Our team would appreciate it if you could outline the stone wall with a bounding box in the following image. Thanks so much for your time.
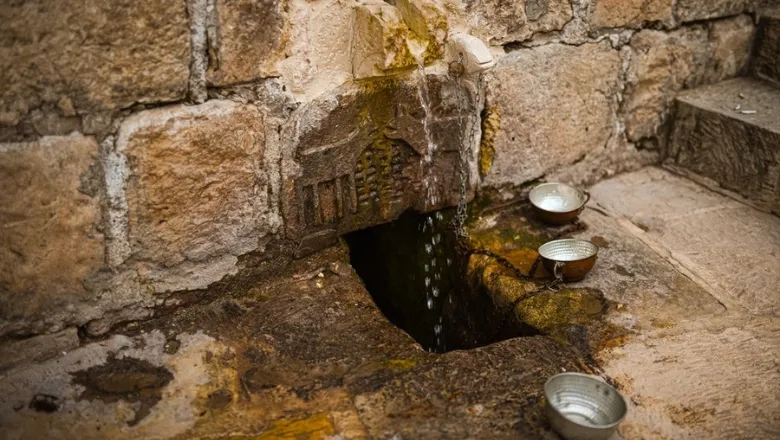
[0,0,758,338]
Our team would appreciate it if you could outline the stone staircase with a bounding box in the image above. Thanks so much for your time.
[666,6,780,215]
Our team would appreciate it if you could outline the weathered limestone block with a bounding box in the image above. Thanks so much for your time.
[624,27,710,141]
[624,17,755,142]
[674,0,751,23]
[0,135,104,335]
[754,8,780,84]
[207,0,288,86]
[114,101,277,292]
[591,0,673,29]
[352,1,446,79]
[0,0,190,125]
[667,78,780,214]
[483,41,621,188]
[282,75,482,256]
[462,0,573,45]
[707,14,756,82]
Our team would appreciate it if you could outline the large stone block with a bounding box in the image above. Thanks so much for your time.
[0,135,104,334]
[624,17,754,142]
[115,101,276,292]
[462,0,572,45]
[482,41,621,188]
[0,0,190,125]
[674,0,751,23]
[623,27,710,141]
[668,78,780,214]
[207,0,288,86]
[591,0,673,29]
[753,8,780,84]
[707,15,756,82]
[282,75,482,256]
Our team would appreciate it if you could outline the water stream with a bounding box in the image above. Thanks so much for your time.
[409,44,470,352]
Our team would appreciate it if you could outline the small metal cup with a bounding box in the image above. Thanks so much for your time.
[538,239,598,282]
[529,182,590,225]
[545,372,628,440]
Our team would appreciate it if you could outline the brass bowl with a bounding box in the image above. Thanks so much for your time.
[538,239,598,282]
[529,182,590,225]
[545,372,628,440]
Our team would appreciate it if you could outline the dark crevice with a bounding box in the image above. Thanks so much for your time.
[344,208,539,353]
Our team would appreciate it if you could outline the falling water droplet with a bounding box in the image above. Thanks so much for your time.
[424,263,429,272]
[432,287,439,297]
[425,277,431,287]
[427,298,434,309]
[425,244,432,254]
[446,258,452,266]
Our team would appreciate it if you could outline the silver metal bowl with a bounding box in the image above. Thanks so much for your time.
[529,183,590,225]
[537,239,599,281]
[544,372,627,440]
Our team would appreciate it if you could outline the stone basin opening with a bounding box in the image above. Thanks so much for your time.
[345,208,542,353]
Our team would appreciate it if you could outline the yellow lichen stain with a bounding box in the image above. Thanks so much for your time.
[382,359,417,370]
[600,336,630,350]
[237,413,336,440]
[479,107,500,178]
[650,318,674,329]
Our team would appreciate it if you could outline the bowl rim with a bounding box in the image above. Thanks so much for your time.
[544,372,628,430]
[538,239,599,262]
[529,182,588,213]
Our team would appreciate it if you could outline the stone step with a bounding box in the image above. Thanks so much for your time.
[666,77,780,214]
[753,6,780,84]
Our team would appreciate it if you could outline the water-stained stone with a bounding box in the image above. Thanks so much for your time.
[282,74,482,254]
[72,356,173,426]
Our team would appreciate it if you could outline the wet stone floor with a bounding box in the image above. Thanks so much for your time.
[1,167,779,439]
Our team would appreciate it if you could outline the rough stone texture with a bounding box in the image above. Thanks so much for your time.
[624,27,710,142]
[282,74,482,254]
[603,319,780,440]
[667,78,780,214]
[275,0,356,96]
[582,167,780,439]
[206,0,288,86]
[3,170,779,438]
[0,135,104,336]
[590,167,780,316]
[0,246,587,439]
[753,7,780,84]
[707,14,756,82]
[115,101,277,293]
[674,0,752,23]
[591,0,673,29]
[623,16,754,143]
[0,0,190,125]
[462,0,573,45]
[483,41,621,188]
[0,328,79,372]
